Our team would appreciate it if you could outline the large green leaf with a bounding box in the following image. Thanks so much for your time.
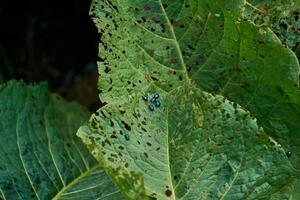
[92,0,300,197]
[79,82,294,199]
[0,81,123,200]
[78,0,296,199]
[191,3,300,199]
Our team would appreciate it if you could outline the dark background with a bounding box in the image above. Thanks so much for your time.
[0,0,100,110]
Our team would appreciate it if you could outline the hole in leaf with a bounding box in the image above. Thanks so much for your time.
[165,189,172,197]
[121,120,131,131]
[146,142,152,146]
[144,152,149,158]
[279,22,288,30]
[111,134,117,139]
[151,76,159,81]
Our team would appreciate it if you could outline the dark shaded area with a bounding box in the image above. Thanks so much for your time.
[0,0,100,110]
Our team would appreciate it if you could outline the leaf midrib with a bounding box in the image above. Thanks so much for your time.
[16,92,41,200]
[52,164,101,200]
[159,0,190,83]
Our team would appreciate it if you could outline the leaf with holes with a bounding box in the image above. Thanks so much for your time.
[79,82,294,199]
[78,0,296,199]
[0,81,123,200]
[243,0,300,50]
[92,0,300,199]
[190,2,300,199]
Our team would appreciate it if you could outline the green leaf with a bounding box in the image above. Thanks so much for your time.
[243,0,300,50]
[92,0,300,197]
[78,1,296,198]
[79,83,293,199]
[92,0,245,104]
[191,6,300,199]
[0,81,123,200]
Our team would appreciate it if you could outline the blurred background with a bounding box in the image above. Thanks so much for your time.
[0,0,100,110]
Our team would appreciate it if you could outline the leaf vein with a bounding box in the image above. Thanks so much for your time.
[159,0,189,81]
[43,108,66,187]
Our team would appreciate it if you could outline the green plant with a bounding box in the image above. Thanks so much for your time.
[0,0,299,199]
[244,0,300,50]
[0,81,122,199]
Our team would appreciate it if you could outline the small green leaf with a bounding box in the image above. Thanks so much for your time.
[0,81,123,200]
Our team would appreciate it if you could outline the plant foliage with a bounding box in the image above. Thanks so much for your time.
[0,81,122,200]
[78,0,300,199]
[244,0,300,50]
[0,0,299,199]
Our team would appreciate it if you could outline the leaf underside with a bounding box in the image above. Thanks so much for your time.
[0,81,123,200]
[78,0,299,199]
